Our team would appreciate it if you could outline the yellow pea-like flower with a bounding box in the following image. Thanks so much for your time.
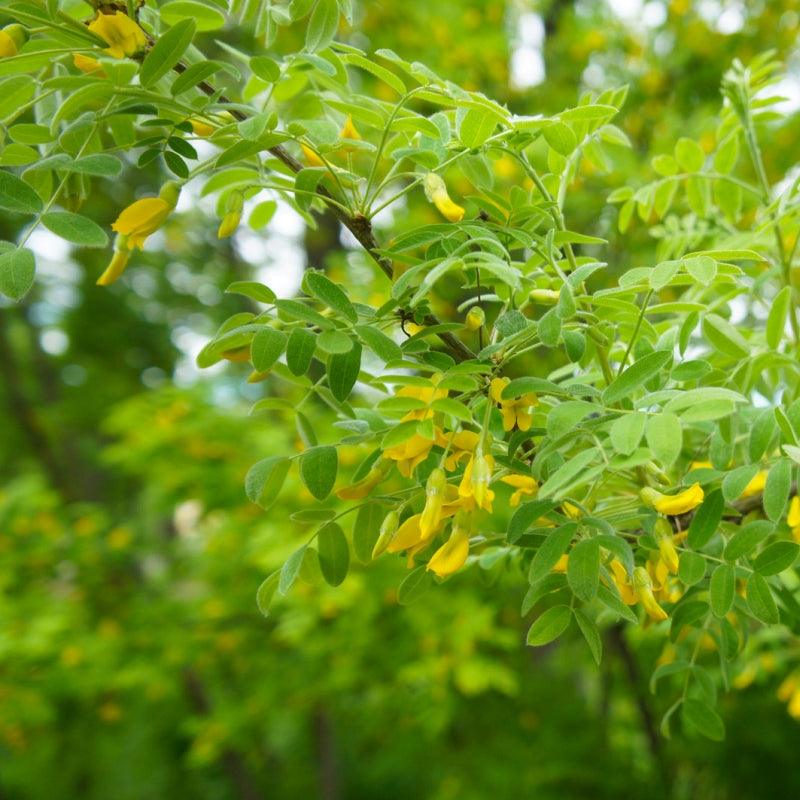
[458,448,494,512]
[386,513,424,554]
[465,306,485,331]
[383,433,438,478]
[96,241,130,286]
[500,474,538,507]
[654,519,680,575]
[787,496,800,543]
[301,143,325,167]
[218,192,244,239]
[111,197,172,249]
[633,566,668,621]
[427,511,471,578]
[551,554,569,574]
[336,463,387,500]
[73,53,105,76]
[339,115,361,141]
[419,468,447,538]
[88,11,146,59]
[423,173,464,223]
[640,483,704,515]
[740,469,767,499]
[190,118,216,137]
[490,376,538,432]
[609,559,637,604]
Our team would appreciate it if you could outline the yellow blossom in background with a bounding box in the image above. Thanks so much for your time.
[301,143,325,167]
[490,377,537,432]
[336,463,387,500]
[73,53,105,76]
[88,11,146,59]
[464,306,485,331]
[0,31,17,59]
[609,559,637,604]
[654,520,680,574]
[551,554,569,574]
[190,118,216,137]
[740,470,767,499]
[397,379,447,421]
[339,115,361,141]
[641,483,704,515]
[500,473,538,507]
[777,673,800,719]
[423,172,464,222]
[0,25,26,58]
[788,496,800,542]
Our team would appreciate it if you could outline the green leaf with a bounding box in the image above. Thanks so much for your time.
[250,327,287,372]
[721,464,759,502]
[0,169,42,214]
[286,328,317,375]
[538,448,598,499]
[41,211,107,247]
[140,19,196,88]
[752,542,799,576]
[645,412,682,466]
[528,523,576,584]
[161,0,226,30]
[683,255,716,285]
[609,412,647,455]
[746,573,779,624]
[352,502,384,564]
[678,551,706,586]
[674,137,705,172]
[567,538,600,602]
[763,458,791,521]
[327,341,362,402]
[245,456,291,510]
[250,55,281,82]
[256,571,280,617]
[723,520,773,561]
[317,330,353,354]
[766,286,791,350]
[682,698,725,741]
[709,564,735,618]
[398,565,433,605]
[317,522,349,586]
[0,246,35,301]
[573,608,602,665]
[299,445,338,500]
[459,108,497,148]
[526,605,572,646]
[749,409,777,462]
[702,313,749,359]
[713,133,739,174]
[543,121,577,155]
[279,545,308,595]
[603,350,672,405]
[69,154,123,177]
[649,259,680,290]
[305,270,357,322]
[355,325,402,362]
[306,0,339,52]
[225,281,277,304]
[508,499,557,543]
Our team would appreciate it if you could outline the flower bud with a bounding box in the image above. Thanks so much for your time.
[423,173,464,223]
[465,306,485,331]
[0,24,28,57]
[633,566,668,621]
[528,288,560,304]
[420,468,447,537]
[158,181,181,209]
[372,510,400,559]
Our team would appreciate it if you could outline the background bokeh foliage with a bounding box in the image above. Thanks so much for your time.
[3,1,800,798]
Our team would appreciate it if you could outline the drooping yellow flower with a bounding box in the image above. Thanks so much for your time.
[73,53,105,76]
[386,513,424,554]
[740,469,767,499]
[88,11,147,59]
[339,115,361,141]
[423,172,464,223]
[111,182,179,250]
[217,192,244,239]
[439,429,480,471]
[458,447,494,512]
[419,468,447,538]
[490,376,538,432]
[383,433,438,478]
[427,511,471,578]
[301,143,325,167]
[465,306,485,331]
[501,473,538,507]
[0,25,26,58]
[640,483,704,516]
[609,559,637,604]
[777,673,800,720]
[654,520,680,575]
[96,240,130,286]
[190,118,215,137]
[788,496,800,543]
[562,501,581,520]
[633,566,668,621]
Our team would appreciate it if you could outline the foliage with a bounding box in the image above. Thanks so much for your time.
[3,1,800,795]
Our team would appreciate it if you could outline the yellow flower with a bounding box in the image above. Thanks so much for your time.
[0,25,26,58]
[609,559,637,604]
[73,53,105,76]
[339,115,361,141]
[96,245,130,286]
[427,511,471,578]
[111,183,179,250]
[419,468,447,538]
[788,496,800,543]
[458,447,494,512]
[551,554,569,573]
[384,433,437,478]
[397,378,448,421]
[217,193,244,239]
[439,429,480,471]
[190,118,215,137]
[740,469,767,499]
[88,11,147,59]
[562,501,581,520]
[301,143,325,167]
[500,473,538,507]
[490,377,538,432]
[640,483,704,515]
[778,673,800,720]
[689,460,713,470]
[655,520,680,575]
[633,566,668,621]
[423,172,464,223]
[386,513,424,554]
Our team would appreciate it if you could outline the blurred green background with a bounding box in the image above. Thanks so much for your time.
[3,1,800,797]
